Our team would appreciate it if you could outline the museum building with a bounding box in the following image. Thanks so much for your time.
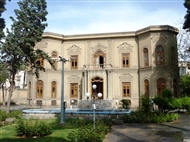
[27,25,180,108]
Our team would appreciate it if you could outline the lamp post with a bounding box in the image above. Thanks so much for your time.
[71,100,74,109]
[86,84,102,129]
[116,100,118,109]
[59,56,69,125]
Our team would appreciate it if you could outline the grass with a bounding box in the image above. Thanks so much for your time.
[0,118,78,142]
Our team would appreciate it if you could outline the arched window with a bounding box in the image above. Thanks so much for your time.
[156,45,164,65]
[144,79,149,97]
[143,48,149,67]
[51,81,57,98]
[37,58,44,67]
[157,78,166,95]
[51,51,57,69]
[93,49,106,69]
[36,80,43,98]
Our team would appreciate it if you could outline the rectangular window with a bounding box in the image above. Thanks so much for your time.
[71,55,78,69]
[122,82,131,97]
[122,54,130,68]
[70,83,78,98]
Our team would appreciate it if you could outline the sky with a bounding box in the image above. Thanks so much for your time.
[3,0,187,35]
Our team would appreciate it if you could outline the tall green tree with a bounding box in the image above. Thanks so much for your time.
[183,0,190,31]
[180,75,190,96]
[0,62,9,106]
[0,0,54,113]
[0,0,6,40]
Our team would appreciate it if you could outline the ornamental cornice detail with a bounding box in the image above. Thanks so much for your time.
[119,73,133,82]
[92,43,107,53]
[67,45,82,55]
[68,75,80,83]
[117,42,133,53]
[151,34,167,43]
[35,40,48,49]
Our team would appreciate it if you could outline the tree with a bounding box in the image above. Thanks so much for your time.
[183,0,190,31]
[0,62,9,106]
[0,0,6,41]
[0,0,54,113]
[180,75,190,96]
[178,29,190,61]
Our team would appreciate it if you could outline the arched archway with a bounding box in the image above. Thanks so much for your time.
[93,49,106,69]
[91,76,103,99]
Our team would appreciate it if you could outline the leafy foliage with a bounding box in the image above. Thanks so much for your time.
[123,111,179,123]
[16,118,52,137]
[67,119,111,142]
[0,62,9,84]
[0,110,22,121]
[0,0,7,41]
[0,0,55,113]
[183,0,190,31]
[180,75,190,97]
[119,99,131,109]
[138,96,152,113]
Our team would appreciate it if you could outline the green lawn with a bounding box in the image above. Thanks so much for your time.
[0,119,78,142]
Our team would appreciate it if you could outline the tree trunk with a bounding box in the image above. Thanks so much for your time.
[6,85,13,113]
[23,71,26,89]
[2,83,6,107]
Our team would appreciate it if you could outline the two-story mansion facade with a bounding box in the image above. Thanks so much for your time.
[27,25,179,108]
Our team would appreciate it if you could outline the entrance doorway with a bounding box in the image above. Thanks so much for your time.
[91,77,103,99]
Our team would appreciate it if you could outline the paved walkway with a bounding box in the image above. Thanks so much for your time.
[104,114,190,142]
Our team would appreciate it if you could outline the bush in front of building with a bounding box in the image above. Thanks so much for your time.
[0,110,22,127]
[16,118,52,137]
[123,111,179,123]
[67,119,111,142]
[119,99,131,109]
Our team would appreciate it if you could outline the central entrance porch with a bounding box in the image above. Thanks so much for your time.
[91,76,103,99]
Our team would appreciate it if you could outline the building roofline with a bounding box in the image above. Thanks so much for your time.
[42,25,179,40]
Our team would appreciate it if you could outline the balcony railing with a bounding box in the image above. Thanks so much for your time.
[83,64,112,70]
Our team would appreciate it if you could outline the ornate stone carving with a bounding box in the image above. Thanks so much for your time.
[68,75,80,83]
[118,42,133,53]
[87,41,91,64]
[119,73,133,82]
[92,43,107,53]
[107,40,112,64]
[151,34,167,43]
[35,40,48,49]
[67,45,82,55]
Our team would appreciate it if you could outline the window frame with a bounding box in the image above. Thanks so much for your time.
[122,82,131,97]
[156,45,165,65]
[70,55,78,70]
[157,78,166,95]
[51,81,57,98]
[144,79,149,97]
[70,83,78,98]
[122,53,130,68]
[143,48,149,67]
[51,51,58,69]
[36,80,43,98]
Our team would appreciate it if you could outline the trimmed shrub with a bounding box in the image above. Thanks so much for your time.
[0,110,7,121]
[138,96,151,113]
[67,119,111,142]
[119,99,131,109]
[16,118,52,137]
[123,111,179,123]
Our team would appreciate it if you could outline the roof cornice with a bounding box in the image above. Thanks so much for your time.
[42,25,179,41]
